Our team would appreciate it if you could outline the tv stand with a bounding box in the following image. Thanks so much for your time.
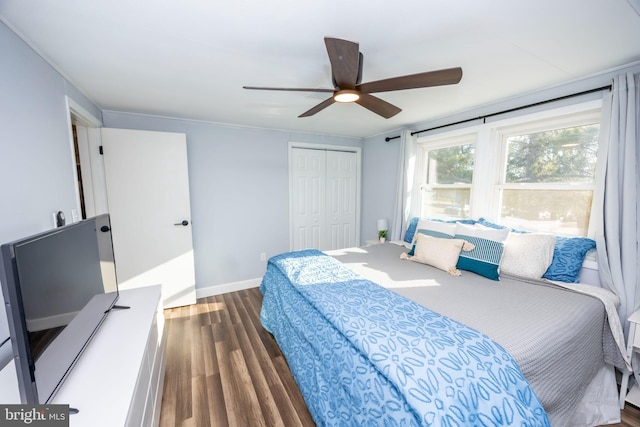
[53,285,166,427]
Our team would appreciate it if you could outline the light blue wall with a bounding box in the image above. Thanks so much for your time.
[0,21,102,373]
[361,132,402,243]
[101,111,362,289]
[0,22,101,243]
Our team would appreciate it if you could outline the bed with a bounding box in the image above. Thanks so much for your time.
[260,226,628,426]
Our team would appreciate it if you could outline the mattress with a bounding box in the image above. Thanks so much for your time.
[327,243,623,427]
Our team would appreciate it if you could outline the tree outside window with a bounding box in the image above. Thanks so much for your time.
[419,141,475,220]
[499,124,599,235]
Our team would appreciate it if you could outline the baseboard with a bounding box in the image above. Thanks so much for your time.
[196,278,261,299]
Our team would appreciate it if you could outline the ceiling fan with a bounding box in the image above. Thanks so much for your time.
[243,37,463,119]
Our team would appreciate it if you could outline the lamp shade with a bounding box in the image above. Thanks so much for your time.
[377,219,388,231]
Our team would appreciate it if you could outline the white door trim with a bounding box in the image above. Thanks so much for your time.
[66,96,102,127]
[288,142,361,250]
[65,96,103,222]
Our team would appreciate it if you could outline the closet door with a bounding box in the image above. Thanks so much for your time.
[326,150,357,250]
[291,148,325,250]
[290,147,358,251]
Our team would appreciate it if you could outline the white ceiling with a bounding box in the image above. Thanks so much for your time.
[2,0,640,138]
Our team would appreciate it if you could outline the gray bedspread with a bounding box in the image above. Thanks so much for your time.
[327,243,619,427]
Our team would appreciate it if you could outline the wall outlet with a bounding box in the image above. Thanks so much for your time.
[260,252,266,261]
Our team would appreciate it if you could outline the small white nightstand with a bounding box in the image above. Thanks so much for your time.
[619,309,640,408]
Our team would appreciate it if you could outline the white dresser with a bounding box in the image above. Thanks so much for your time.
[52,285,166,426]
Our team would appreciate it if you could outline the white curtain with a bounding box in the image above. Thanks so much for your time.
[595,72,640,337]
[390,130,418,241]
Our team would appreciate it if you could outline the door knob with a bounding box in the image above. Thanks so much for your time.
[174,220,189,226]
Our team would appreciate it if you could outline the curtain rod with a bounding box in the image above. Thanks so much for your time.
[410,84,612,137]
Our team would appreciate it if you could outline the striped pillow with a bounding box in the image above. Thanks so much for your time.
[454,223,510,280]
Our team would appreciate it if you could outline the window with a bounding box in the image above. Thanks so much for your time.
[497,113,600,236]
[416,134,476,220]
[413,101,602,237]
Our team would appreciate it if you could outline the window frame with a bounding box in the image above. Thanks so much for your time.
[415,132,478,220]
[414,99,604,238]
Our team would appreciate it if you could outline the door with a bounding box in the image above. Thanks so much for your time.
[291,148,325,250]
[326,150,357,249]
[101,128,196,308]
[290,147,358,251]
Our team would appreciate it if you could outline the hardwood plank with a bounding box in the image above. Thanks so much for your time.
[188,374,211,426]
[206,372,229,426]
[243,287,284,359]
[230,300,283,425]
[229,348,268,427]
[159,313,178,427]
[231,292,308,426]
[200,324,218,377]
[271,355,315,426]
[160,287,640,426]
[213,325,242,426]
[222,292,242,325]
[197,297,213,327]
[191,309,206,379]
[207,297,224,324]
[237,289,313,424]
[212,295,239,350]
[175,306,193,422]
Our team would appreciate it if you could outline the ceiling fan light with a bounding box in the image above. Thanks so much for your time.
[334,90,360,103]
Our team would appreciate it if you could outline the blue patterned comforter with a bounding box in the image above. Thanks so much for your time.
[260,249,550,426]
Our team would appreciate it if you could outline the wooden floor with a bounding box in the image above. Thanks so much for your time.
[159,287,640,427]
[159,287,314,426]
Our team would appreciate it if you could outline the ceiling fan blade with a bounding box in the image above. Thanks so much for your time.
[299,97,336,118]
[243,86,334,93]
[324,37,360,89]
[357,67,463,94]
[355,93,401,119]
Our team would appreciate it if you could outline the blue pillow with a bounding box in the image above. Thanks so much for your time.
[542,236,596,283]
[476,217,507,230]
[477,217,528,234]
[403,217,420,243]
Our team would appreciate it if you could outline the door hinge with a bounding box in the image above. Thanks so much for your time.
[99,145,103,155]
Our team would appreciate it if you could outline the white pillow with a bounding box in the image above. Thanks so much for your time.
[500,233,556,279]
[411,233,465,275]
[455,222,510,242]
[415,219,456,237]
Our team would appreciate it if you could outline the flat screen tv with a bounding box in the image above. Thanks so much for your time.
[0,213,119,404]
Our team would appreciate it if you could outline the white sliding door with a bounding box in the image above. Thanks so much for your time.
[290,146,359,251]
[291,148,325,250]
[326,150,357,249]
